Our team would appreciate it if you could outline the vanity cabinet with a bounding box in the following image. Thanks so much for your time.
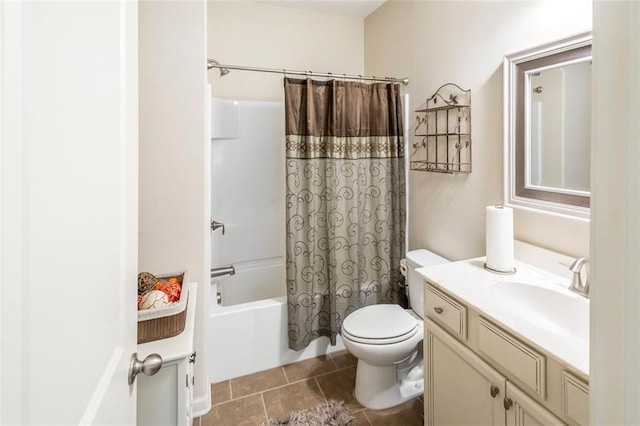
[425,319,504,426]
[426,317,565,426]
[424,280,588,426]
[137,282,198,426]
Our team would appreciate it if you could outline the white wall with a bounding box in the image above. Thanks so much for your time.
[139,0,211,415]
[210,99,286,305]
[591,2,640,424]
[365,0,592,260]
[208,1,364,101]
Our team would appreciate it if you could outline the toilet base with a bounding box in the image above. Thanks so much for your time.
[354,357,424,410]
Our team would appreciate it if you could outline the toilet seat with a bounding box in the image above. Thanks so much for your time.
[342,305,418,345]
[342,327,419,345]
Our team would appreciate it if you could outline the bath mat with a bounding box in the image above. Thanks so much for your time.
[262,399,355,426]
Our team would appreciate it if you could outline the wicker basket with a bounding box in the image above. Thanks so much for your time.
[138,270,189,344]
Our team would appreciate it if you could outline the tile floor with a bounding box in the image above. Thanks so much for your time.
[195,350,424,425]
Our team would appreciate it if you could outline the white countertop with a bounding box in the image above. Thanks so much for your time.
[418,258,589,377]
[138,282,197,363]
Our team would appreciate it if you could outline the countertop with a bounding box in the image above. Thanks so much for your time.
[417,258,589,377]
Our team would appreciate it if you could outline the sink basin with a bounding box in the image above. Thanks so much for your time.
[488,281,589,344]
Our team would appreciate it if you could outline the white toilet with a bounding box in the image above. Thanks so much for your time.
[341,249,449,410]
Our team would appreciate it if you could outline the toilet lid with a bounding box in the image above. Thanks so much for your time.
[342,305,418,341]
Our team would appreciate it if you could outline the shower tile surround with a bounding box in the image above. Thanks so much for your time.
[196,350,424,425]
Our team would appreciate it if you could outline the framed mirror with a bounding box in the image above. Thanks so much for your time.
[504,32,592,218]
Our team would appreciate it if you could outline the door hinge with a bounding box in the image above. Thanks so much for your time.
[189,352,197,364]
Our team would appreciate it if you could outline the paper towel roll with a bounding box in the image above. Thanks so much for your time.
[485,205,514,272]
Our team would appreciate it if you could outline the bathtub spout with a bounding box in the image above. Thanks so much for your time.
[211,265,235,278]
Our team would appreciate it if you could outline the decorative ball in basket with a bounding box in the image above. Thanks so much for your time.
[137,270,189,344]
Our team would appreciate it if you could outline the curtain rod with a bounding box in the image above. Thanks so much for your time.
[207,59,409,86]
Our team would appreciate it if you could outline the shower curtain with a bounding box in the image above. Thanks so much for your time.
[284,77,406,351]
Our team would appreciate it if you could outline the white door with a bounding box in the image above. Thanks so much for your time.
[0,1,138,424]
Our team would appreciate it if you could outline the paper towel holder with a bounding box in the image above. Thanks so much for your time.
[484,263,517,275]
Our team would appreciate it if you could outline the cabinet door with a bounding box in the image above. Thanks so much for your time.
[425,318,505,426]
[505,382,565,426]
[138,358,189,426]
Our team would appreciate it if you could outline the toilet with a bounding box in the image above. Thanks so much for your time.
[341,249,449,410]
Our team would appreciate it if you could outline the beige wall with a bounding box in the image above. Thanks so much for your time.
[208,1,364,101]
[365,0,592,260]
[139,0,210,413]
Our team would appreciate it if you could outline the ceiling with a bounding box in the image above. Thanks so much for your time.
[256,0,386,18]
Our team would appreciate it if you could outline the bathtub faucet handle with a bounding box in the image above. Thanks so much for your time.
[211,220,225,235]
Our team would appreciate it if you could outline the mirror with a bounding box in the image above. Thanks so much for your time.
[504,33,592,218]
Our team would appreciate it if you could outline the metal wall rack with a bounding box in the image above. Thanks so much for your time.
[410,83,472,173]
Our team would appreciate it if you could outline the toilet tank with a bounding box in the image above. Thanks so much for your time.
[406,249,450,317]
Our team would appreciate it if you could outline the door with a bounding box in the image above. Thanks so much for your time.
[425,319,505,426]
[0,1,138,424]
[505,382,565,426]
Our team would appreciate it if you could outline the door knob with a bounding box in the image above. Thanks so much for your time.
[128,353,162,385]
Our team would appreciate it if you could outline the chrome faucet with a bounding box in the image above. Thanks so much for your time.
[568,258,589,297]
[211,265,235,278]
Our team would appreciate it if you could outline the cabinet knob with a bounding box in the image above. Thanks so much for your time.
[434,307,443,314]
[490,385,500,398]
[128,352,163,385]
[503,397,513,410]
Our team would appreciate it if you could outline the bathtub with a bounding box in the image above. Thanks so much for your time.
[208,98,345,382]
[206,263,345,382]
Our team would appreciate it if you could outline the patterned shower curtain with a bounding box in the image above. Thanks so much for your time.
[284,77,406,351]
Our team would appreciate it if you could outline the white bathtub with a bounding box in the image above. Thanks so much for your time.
[206,277,345,383]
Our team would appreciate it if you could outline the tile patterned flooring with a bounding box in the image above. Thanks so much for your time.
[195,350,424,425]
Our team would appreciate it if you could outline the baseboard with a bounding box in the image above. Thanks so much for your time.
[191,373,212,418]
